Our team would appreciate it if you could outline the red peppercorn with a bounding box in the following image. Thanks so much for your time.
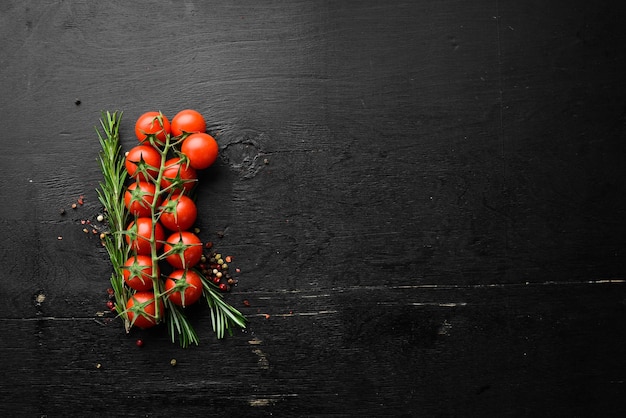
[136,339,144,348]
[106,300,115,310]
[219,283,229,292]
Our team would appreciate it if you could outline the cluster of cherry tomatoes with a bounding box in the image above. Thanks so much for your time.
[121,110,219,329]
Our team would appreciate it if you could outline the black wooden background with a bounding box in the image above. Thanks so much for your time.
[1,1,626,416]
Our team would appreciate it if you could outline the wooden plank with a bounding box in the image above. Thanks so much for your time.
[1,283,625,416]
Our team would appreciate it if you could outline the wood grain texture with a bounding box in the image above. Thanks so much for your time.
[1,0,625,416]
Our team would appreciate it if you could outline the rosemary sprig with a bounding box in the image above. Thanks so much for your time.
[96,110,246,347]
[96,111,131,331]
[201,277,247,339]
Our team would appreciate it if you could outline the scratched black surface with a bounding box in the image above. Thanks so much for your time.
[1,1,626,417]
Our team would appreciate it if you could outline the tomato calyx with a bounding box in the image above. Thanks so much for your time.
[158,194,197,231]
[125,291,165,329]
[160,157,198,195]
[161,231,203,269]
[126,146,161,182]
[122,254,159,291]
[127,183,152,208]
[165,269,203,308]
[125,181,160,218]
[159,197,179,217]
[133,157,157,181]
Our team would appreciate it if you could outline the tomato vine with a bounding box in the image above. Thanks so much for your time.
[96,110,246,346]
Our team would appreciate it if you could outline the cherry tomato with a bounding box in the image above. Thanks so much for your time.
[124,181,161,218]
[135,111,171,143]
[181,132,219,170]
[122,254,159,291]
[126,291,164,329]
[125,218,165,255]
[163,231,203,269]
[159,194,197,231]
[160,158,197,194]
[125,145,161,181]
[165,269,204,307]
[170,109,206,137]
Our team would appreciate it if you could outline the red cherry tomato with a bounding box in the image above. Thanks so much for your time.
[122,255,158,291]
[125,145,161,181]
[181,132,219,170]
[124,181,161,218]
[125,218,165,256]
[160,158,197,194]
[159,194,197,231]
[163,231,203,269]
[165,269,204,307]
[170,109,206,137]
[135,111,171,144]
[126,291,164,329]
